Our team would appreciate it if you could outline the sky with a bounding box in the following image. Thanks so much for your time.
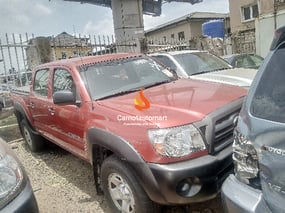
[0,0,229,37]
[0,0,229,74]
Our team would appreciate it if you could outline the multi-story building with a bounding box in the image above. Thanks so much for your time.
[228,0,285,56]
[228,0,259,54]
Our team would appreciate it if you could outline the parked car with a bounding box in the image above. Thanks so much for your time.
[0,138,39,212]
[150,50,257,88]
[0,87,13,111]
[17,70,32,86]
[222,25,285,213]
[222,53,264,69]
[11,53,247,212]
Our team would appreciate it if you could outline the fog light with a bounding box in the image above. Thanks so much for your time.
[176,177,201,197]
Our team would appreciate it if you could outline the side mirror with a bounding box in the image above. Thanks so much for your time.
[53,90,76,105]
[169,68,179,79]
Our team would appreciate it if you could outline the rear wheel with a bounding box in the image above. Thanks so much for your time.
[21,120,44,152]
[101,155,159,213]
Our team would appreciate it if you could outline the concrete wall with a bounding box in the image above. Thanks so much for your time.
[256,9,285,57]
[259,0,285,15]
[111,0,144,52]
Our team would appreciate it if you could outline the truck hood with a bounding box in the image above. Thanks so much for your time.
[97,79,246,128]
[190,68,257,88]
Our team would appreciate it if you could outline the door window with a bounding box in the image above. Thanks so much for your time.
[33,69,49,97]
[53,69,80,101]
[152,55,177,71]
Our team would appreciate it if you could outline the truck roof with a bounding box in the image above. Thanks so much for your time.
[34,53,143,70]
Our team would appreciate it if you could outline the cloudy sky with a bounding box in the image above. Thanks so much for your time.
[0,0,229,37]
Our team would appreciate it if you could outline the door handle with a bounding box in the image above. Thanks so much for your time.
[48,107,55,116]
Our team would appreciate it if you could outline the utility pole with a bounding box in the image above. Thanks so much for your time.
[111,0,145,53]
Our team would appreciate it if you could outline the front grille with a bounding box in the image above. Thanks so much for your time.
[196,98,243,155]
[213,110,240,153]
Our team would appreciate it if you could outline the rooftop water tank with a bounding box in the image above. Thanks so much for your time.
[202,20,225,38]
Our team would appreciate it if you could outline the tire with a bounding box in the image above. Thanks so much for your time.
[101,155,159,213]
[21,120,44,152]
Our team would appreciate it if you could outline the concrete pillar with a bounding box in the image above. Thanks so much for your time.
[111,0,145,53]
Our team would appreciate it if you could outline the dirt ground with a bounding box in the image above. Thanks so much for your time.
[0,109,224,213]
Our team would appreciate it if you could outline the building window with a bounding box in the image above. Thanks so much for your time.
[61,52,67,59]
[171,34,174,39]
[242,4,259,21]
[178,31,185,41]
[252,4,258,18]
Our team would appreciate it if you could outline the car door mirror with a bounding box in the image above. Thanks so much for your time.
[53,90,76,105]
[168,68,179,79]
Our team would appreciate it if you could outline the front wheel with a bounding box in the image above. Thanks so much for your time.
[21,120,44,152]
[101,155,159,213]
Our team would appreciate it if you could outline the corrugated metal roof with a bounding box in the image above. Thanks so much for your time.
[145,12,229,33]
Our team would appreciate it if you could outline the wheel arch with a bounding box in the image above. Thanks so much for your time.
[13,102,38,136]
[87,127,145,164]
[86,127,164,203]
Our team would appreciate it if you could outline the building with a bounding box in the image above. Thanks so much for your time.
[26,32,92,69]
[145,12,229,50]
[51,32,91,60]
[256,0,285,56]
[228,0,285,56]
[228,0,259,54]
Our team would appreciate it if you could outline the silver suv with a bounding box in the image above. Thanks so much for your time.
[150,50,257,88]
[0,138,39,212]
[222,25,285,213]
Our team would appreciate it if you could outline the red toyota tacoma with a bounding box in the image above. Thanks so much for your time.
[11,53,247,212]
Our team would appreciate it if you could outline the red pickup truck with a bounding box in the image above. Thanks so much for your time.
[11,53,247,212]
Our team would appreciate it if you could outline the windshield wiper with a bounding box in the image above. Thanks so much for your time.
[96,80,171,100]
[96,88,141,100]
[143,79,172,89]
[191,68,229,76]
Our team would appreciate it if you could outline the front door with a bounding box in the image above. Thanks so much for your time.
[50,68,86,156]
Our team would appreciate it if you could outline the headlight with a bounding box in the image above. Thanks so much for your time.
[0,143,24,208]
[232,131,259,183]
[148,124,206,157]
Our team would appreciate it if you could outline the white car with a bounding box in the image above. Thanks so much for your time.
[150,50,257,88]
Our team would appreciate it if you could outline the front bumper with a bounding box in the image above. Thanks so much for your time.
[221,174,271,213]
[134,144,234,205]
[1,180,39,213]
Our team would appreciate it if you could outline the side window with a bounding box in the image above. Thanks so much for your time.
[251,44,285,123]
[152,56,177,71]
[34,69,49,97]
[53,69,80,100]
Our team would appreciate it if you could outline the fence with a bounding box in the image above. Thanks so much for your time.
[0,33,139,87]
[0,32,256,87]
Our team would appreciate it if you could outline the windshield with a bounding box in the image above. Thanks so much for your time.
[173,52,232,76]
[251,44,285,123]
[80,56,174,100]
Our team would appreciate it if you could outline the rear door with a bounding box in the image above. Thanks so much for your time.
[29,68,53,134]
